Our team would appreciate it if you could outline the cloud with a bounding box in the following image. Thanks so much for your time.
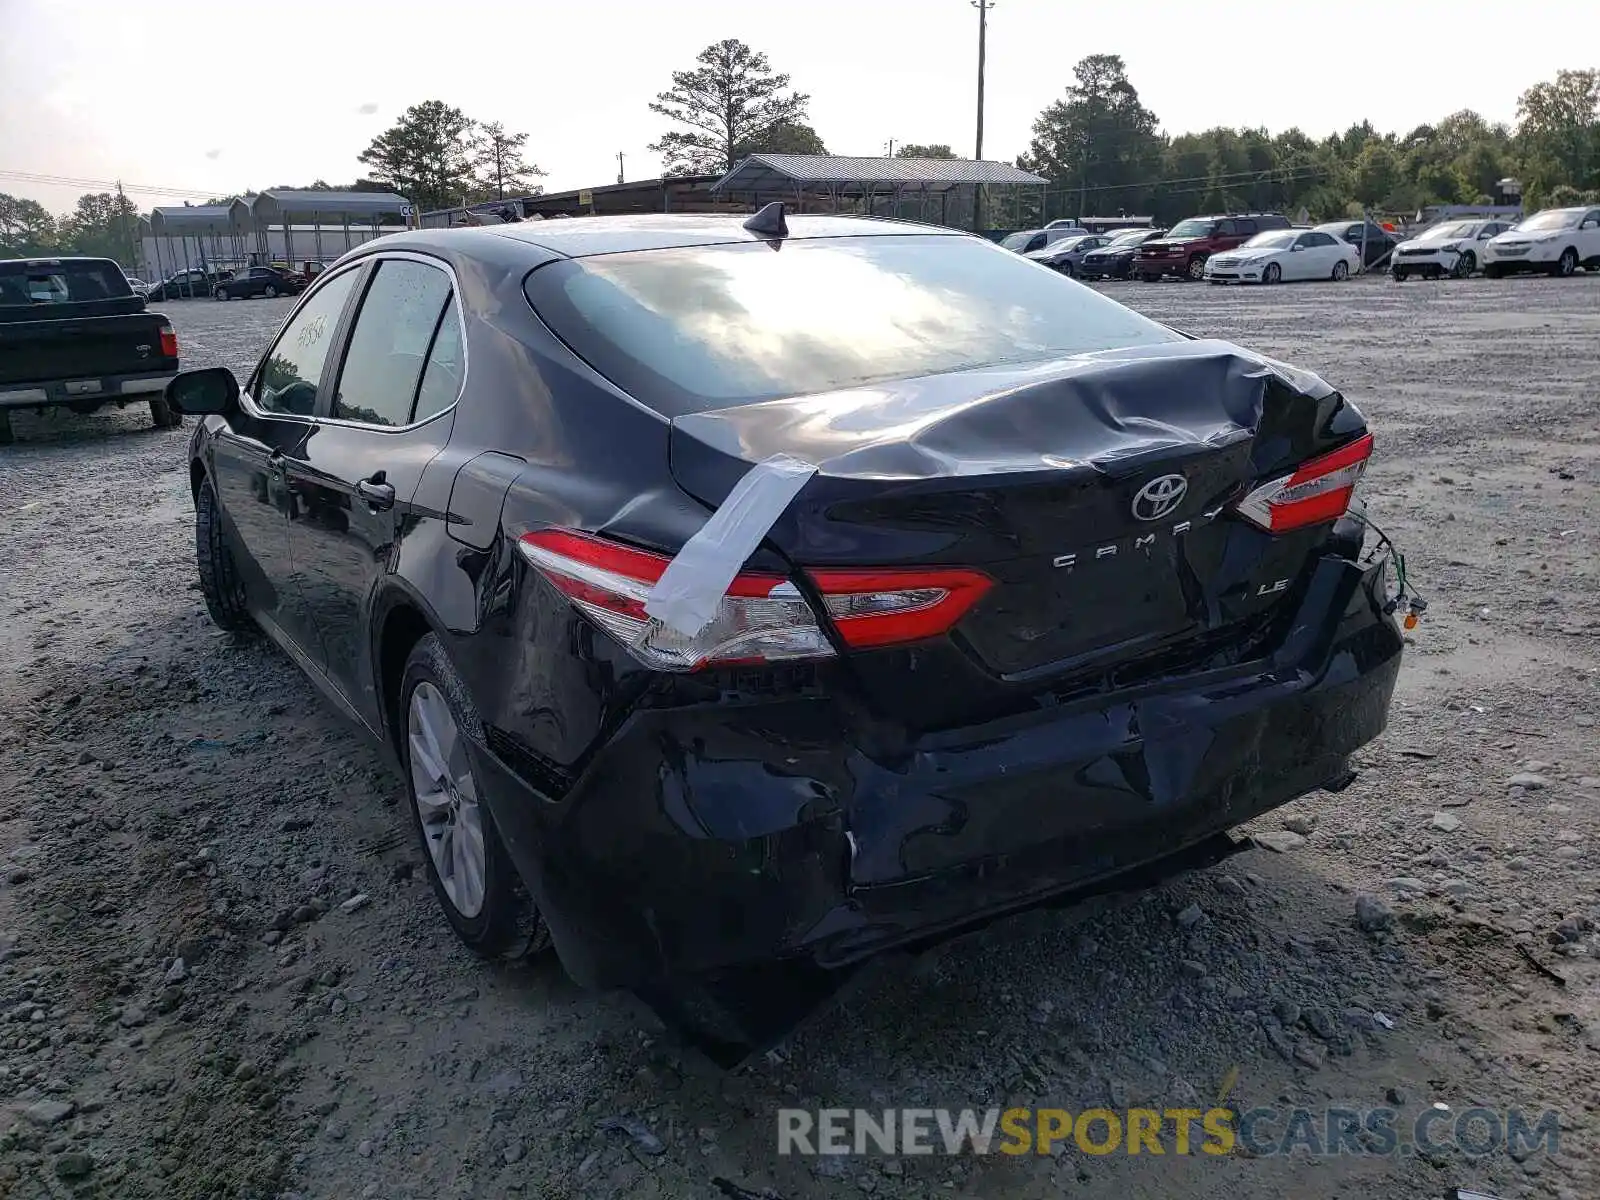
[204,148,222,159]
[356,102,379,115]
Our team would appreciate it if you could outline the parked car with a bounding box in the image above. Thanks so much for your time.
[1134,213,1291,280]
[1313,221,1398,269]
[122,272,150,297]
[1205,229,1360,284]
[1391,219,1514,280]
[162,211,1408,1057]
[0,256,181,444]
[1024,233,1111,277]
[1482,207,1600,277]
[1043,219,1092,233]
[146,268,227,301]
[1078,228,1167,280]
[999,226,1088,254]
[214,266,304,300]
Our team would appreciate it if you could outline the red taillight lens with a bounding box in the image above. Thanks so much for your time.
[517,529,994,671]
[1236,433,1373,533]
[807,567,994,649]
[518,529,832,671]
[159,324,178,358]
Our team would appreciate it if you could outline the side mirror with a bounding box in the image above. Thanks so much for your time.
[166,367,239,416]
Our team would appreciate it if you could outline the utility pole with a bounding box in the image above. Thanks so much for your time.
[884,138,897,158]
[115,179,133,268]
[973,0,992,160]
[617,151,625,185]
[973,0,994,232]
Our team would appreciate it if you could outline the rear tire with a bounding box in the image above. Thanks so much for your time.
[399,634,550,959]
[1332,260,1349,281]
[1186,256,1206,281]
[1059,261,1076,278]
[263,284,278,298]
[149,392,182,429]
[214,287,228,301]
[195,478,253,633]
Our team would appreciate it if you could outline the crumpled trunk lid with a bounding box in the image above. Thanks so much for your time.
[666,338,1364,695]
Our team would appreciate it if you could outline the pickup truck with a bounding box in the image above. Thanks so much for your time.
[0,256,182,444]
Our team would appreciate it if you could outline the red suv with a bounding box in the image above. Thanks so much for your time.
[1134,213,1291,281]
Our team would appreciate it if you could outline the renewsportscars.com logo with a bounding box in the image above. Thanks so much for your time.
[777,1105,1561,1159]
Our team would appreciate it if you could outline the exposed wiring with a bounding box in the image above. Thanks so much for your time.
[1351,509,1426,622]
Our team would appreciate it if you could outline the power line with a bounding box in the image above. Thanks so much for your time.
[0,168,222,201]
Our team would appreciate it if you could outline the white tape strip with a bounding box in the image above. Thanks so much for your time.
[644,454,817,636]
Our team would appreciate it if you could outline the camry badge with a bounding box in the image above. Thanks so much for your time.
[1131,474,1188,521]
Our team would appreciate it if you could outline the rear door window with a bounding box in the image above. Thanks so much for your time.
[1216,220,1239,236]
[524,234,1180,415]
[331,259,454,427]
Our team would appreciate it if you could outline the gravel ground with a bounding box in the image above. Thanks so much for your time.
[1,273,1597,1200]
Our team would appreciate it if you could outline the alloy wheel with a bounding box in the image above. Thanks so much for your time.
[407,681,487,919]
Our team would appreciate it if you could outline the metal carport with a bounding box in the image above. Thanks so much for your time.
[248,190,412,268]
[148,204,252,285]
[711,154,1047,231]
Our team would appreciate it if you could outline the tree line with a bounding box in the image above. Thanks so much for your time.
[1018,56,1600,225]
[4,47,1597,261]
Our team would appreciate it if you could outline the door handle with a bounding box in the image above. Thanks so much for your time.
[355,473,396,511]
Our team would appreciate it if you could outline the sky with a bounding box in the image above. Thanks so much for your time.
[2,0,1595,217]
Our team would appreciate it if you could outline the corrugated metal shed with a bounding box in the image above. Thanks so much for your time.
[250,190,411,223]
[714,155,1045,193]
[149,205,245,236]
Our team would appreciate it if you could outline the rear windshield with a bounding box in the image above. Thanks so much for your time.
[0,259,132,307]
[524,234,1180,414]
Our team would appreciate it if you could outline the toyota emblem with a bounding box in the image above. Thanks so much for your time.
[1131,474,1188,521]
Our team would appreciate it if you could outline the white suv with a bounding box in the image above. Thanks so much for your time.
[1482,207,1600,278]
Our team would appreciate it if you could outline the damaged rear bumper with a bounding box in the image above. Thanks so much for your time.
[472,546,1402,1014]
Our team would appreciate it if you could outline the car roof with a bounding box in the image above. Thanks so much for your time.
[358,213,967,263]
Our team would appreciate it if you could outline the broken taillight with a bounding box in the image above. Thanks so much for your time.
[159,323,178,359]
[1236,433,1373,533]
[517,529,992,671]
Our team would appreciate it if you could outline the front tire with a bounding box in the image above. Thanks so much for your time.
[195,478,253,633]
[1263,262,1281,284]
[1551,248,1578,278]
[214,287,228,301]
[400,634,549,958]
[1453,252,1475,279]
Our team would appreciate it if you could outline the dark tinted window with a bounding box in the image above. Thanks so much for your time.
[1302,232,1336,247]
[524,234,1180,415]
[1216,220,1238,236]
[333,259,453,427]
[254,269,358,416]
[0,259,131,307]
[413,296,464,423]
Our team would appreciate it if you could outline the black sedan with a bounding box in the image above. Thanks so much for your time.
[164,211,1411,1056]
[1077,227,1168,279]
[145,268,226,301]
[213,266,302,300]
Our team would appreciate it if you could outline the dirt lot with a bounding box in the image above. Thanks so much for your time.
[1,274,1597,1200]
